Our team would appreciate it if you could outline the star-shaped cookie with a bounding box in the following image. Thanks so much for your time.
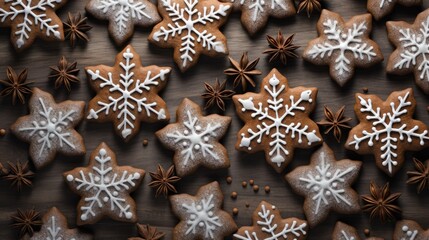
[367,0,422,20]
[169,181,237,240]
[345,88,429,176]
[386,9,429,94]
[85,0,161,45]
[156,98,231,177]
[394,220,429,240]
[148,0,232,72]
[30,207,92,240]
[233,68,322,173]
[11,87,85,169]
[86,45,171,141]
[285,143,361,227]
[234,201,308,240]
[303,10,383,86]
[332,222,384,240]
[64,142,145,225]
[0,0,67,50]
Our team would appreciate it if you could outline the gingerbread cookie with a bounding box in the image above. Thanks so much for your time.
[86,45,171,141]
[386,9,429,94]
[303,10,383,86]
[233,68,322,173]
[156,98,231,177]
[85,0,160,45]
[394,220,429,240]
[148,0,232,72]
[285,144,361,227]
[11,88,85,169]
[234,201,308,240]
[332,222,384,240]
[169,181,237,240]
[0,0,66,50]
[345,88,429,176]
[64,142,145,225]
[30,207,92,240]
[367,0,422,20]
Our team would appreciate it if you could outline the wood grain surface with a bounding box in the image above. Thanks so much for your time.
[0,0,429,239]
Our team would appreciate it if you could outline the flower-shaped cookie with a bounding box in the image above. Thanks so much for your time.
[367,0,422,20]
[394,220,429,240]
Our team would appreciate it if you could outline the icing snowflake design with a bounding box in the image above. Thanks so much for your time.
[347,89,429,175]
[400,225,419,240]
[340,231,355,240]
[367,0,421,20]
[394,220,429,240]
[0,0,64,49]
[86,45,171,141]
[43,215,76,240]
[233,69,321,172]
[150,0,231,71]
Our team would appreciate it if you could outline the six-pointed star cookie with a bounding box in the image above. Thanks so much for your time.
[386,9,429,94]
[345,88,429,176]
[64,142,145,225]
[303,10,383,86]
[169,181,237,240]
[86,45,171,141]
[393,220,429,240]
[367,0,422,20]
[30,207,92,240]
[332,221,384,240]
[285,143,361,227]
[234,201,308,240]
[148,0,232,72]
[11,87,85,169]
[156,98,231,177]
[85,0,161,45]
[0,0,67,50]
[233,68,322,173]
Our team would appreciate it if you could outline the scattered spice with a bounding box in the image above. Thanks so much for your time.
[148,165,181,198]
[297,0,322,17]
[263,31,299,65]
[317,105,352,142]
[364,228,370,236]
[11,208,42,237]
[232,208,239,215]
[231,191,238,199]
[361,182,401,222]
[249,179,254,186]
[142,139,149,146]
[407,158,429,194]
[3,161,34,191]
[226,176,232,184]
[0,128,6,136]
[201,79,235,111]
[363,87,369,93]
[49,56,80,92]
[245,203,250,208]
[264,185,270,193]
[129,223,165,240]
[242,181,247,188]
[253,185,259,192]
[0,67,32,105]
[63,12,92,47]
[224,52,262,90]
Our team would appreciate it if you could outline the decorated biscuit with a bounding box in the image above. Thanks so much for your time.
[332,221,384,240]
[393,220,429,240]
[367,0,422,20]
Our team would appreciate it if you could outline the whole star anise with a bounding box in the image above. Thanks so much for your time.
[224,52,261,90]
[317,105,352,142]
[263,31,299,65]
[148,165,181,198]
[0,67,32,105]
[201,79,235,111]
[407,158,429,194]
[11,208,42,237]
[362,182,401,222]
[129,224,166,240]
[3,161,34,191]
[63,12,92,47]
[49,56,80,92]
[297,0,322,17]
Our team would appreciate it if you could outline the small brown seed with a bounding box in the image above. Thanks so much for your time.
[226,176,232,184]
[232,208,239,215]
[249,179,254,186]
[245,203,250,208]
[142,139,149,146]
[253,185,259,192]
[0,129,6,136]
[231,191,238,199]
[362,87,368,93]
[264,185,270,193]
[364,229,370,236]
[242,181,247,188]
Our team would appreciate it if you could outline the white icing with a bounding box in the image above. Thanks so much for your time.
[66,147,141,222]
[349,90,429,173]
[234,203,307,240]
[235,0,287,21]
[0,0,62,48]
[401,225,418,240]
[87,47,170,139]
[19,97,76,157]
[379,0,392,8]
[152,0,230,68]
[182,194,221,239]
[340,230,355,240]
[238,73,321,167]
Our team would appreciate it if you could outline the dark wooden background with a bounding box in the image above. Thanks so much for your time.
[1,0,429,239]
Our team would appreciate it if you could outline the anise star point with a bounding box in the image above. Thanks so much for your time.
[201,79,235,111]
[263,31,299,65]
[361,182,401,222]
[148,164,181,198]
[49,56,80,92]
[317,105,352,142]
[297,0,322,17]
[129,224,166,240]
[0,67,33,105]
[407,157,429,194]
[224,52,261,90]
[63,12,92,47]
[3,161,34,191]
[11,208,42,237]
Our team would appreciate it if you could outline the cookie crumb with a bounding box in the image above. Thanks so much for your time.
[242,181,247,188]
[0,129,6,136]
[226,176,232,184]
[249,179,254,186]
[232,208,239,215]
[142,139,149,146]
[362,87,368,93]
[245,203,250,208]
[231,191,238,199]
[364,228,370,236]
[253,185,259,192]
[264,185,270,193]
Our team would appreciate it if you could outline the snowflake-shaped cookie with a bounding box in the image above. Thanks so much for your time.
[85,0,160,45]
[30,207,92,240]
[170,181,237,239]
[367,0,422,20]
[64,142,145,225]
[303,10,383,86]
[86,45,171,141]
[234,201,308,240]
[386,9,429,94]
[393,220,429,240]
[345,88,429,176]
[148,0,232,72]
[332,221,384,240]
[156,98,231,177]
[0,0,66,50]
[11,88,85,169]
[233,68,322,173]
[285,144,361,227]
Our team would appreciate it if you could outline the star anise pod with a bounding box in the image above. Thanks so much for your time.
[3,161,34,191]
[0,67,32,105]
[49,56,80,92]
[148,165,181,198]
[63,12,92,47]
[297,0,322,17]
[11,208,42,237]
[224,52,261,90]
[362,182,401,222]
[407,158,429,194]
[317,105,352,142]
[263,31,299,65]
[129,224,166,240]
[201,79,235,111]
